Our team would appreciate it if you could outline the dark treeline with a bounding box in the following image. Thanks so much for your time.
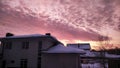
[91,48,120,55]
[107,48,120,55]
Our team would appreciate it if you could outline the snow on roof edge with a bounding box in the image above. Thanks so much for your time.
[43,44,86,54]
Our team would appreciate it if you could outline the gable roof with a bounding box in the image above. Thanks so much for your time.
[0,34,48,39]
[43,44,86,54]
[0,34,60,43]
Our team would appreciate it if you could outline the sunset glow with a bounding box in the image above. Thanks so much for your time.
[0,0,120,50]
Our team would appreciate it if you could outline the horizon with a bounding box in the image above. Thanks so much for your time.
[0,0,120,50]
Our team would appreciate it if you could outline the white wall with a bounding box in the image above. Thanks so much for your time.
[3,39,39,68]
[2,37,58,68]
[41,53,81,68]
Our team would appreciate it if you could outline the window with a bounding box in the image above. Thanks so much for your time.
[11,60,15,63]
[2,60,6,68]
[37,57,41,68]
[22,42,29,49]
[38,41,42,68]
[38,41,42,50]
[3,42,12,49]
[0,41,1,46]
[20,59,27,68]
[38,41,42,56]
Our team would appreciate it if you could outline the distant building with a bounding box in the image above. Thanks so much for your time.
[0,33,85,68]
[67,43,120,68]
[67,43,93,65]
[67,43,91,50]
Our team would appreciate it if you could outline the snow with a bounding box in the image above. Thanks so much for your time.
[105,53,120,58]
[81,51,97,57]
[3,34,44,38]
[43,44,86,54]
[81,63,108,68]
[0,34,59,43]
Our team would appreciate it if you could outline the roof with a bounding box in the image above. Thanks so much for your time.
[80,51,120,59]
[67,43,91,50]
[105,53,120,59]
[80,51,97,57]
[0,34,46,39]
[0,34,60,43]
[43,44,86,54]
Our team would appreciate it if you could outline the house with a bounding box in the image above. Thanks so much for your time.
[67,43,91,50]
[67,43,91,57]
[0,33,85,68]
[105,53,120,68]
[67,43,120,68]
[67,43,95,67]
[42,44,85,68]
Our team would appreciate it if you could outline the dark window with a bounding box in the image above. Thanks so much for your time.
[38,41,42,50]
[38,41,42,68]
[20,59,28,68]
[3,42,12,49]
[22,42,29,49]
[38,41,42,56]
[11,60,15,63]
[2,60,6,68]
[37,57,41,68]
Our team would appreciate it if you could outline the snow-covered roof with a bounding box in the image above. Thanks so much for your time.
[105,53,120,58]
[80,51,97,57]
[80,51,120,59]
[0,34,44,39]
[43,44,86,54]
[0,34,60,44]
[1,34,58,40]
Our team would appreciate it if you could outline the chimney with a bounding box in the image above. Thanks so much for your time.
[6,33,14,37]
[45,33,51,36]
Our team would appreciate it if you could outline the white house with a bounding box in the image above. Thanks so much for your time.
[42,44,85,68]
[0,33,85,68]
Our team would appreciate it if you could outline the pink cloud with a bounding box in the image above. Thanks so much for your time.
[0,6,111,42]
[1,0,120,49]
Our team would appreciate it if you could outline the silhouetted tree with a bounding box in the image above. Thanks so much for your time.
[98,35,108,68]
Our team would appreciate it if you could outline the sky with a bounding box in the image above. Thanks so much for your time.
[0,0,120,49]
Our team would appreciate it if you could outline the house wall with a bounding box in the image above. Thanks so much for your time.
[41,53,81,68]
[1,37,58,68]
[2,39,39,68]
[0,41,2,58]
[0,41,2,68]
[41,38,55,50]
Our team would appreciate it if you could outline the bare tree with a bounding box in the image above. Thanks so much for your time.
[98,35,109,68]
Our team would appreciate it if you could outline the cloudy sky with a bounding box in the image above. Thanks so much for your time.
[0,0,120,49]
